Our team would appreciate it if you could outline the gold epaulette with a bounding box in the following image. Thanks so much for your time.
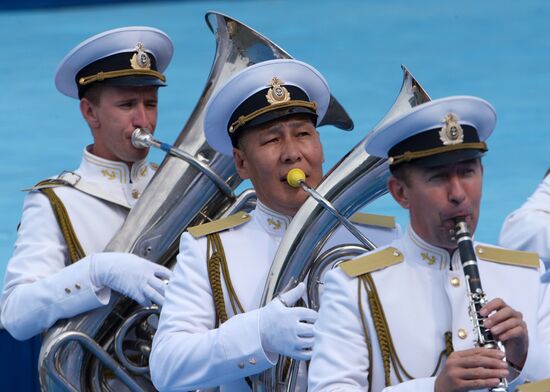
[187,211,251,239]
[350,212,396,229]
[23,178,68,192]
[475,245,540,269]
[339,247,403,277]
[516,378,550,392]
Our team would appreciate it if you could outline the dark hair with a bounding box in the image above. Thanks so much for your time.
[81,84,103,105]
[389,163,413,187]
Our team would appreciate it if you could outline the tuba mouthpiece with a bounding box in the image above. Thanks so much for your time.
[131,128,154,149]
[287,168,306,188]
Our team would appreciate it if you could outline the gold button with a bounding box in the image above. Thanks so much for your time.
[75,284,81,290]
[132,190,140,199]
[238,362,245,369]
[393,250,400,257]
[458,328,468,339]
[478,247,484,254]
[450,277,460,287]
[65,288,71,294]
[248,357,257,365]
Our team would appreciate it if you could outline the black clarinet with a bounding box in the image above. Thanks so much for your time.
[454,218,508,392]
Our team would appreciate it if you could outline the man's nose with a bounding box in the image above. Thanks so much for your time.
[448,175,466,205]
[132,103,149,128]
[281,140,303,163]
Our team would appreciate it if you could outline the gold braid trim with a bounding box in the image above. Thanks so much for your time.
[358,273,452,386]
[78,69,166,86]
[357,278,374,392]
[229,100,317,134]
[40,188,86,264]
[206,233,245,326]
[389,142,487,166]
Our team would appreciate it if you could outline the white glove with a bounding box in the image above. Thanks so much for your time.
[259,282,318,360]
[90,252,172,307]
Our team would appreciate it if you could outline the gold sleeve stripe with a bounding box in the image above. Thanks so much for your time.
[475,245,540,269]
[350,212,396,229]
[340,247,403,277]
[187,211,251,238]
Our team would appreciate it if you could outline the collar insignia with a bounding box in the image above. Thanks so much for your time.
[421,252,436,265]
[266,77,291,105]
[267,217,282,230]
[130,42,151,70]
[439,113,464,145]
[101,169,116,180]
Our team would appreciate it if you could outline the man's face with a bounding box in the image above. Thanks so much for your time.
[388,159,483,251]
[233,115,324,216]
[82,85,159,165]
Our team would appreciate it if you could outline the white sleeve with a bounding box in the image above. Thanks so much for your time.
[0,191,109,341]
[500,177,550,268]
[149,232,276,392]
[308,267,371,391]
[510,263,550,387]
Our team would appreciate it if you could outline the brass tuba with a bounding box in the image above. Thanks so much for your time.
[38,12,353,392]
[253,65,431,391]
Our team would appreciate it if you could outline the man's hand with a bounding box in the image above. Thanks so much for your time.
[90,252,172,307]
[435,348,509,392]
[481,298,529,369]
[259,282,318,360]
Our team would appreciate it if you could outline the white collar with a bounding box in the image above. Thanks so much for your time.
[80,147,150,184]
[403,225,462,271]
[253,200,292,237]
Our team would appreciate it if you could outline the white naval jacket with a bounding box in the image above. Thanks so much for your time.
[1,148,156,340]
[309,227,550,392]
[500,174,550,269]
[150,201,400,392]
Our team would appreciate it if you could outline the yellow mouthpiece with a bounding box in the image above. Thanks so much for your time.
[287,168,306,188]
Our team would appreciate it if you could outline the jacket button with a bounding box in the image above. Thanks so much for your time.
[132,190,140,199]
[450,277,460,287]
[238,362,245,369]
[65,288,71,294]
[458,328,468,339]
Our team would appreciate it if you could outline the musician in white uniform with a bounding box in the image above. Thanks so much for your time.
[500,169,550,270]
[309,96,550,391]
[149,59,400,391]
[1,27,173,341]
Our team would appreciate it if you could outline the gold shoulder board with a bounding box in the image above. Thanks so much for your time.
[350,212,396,229]
[516,378,550,392]
[475,245,539,269]
[187,211,251,239]
[23,178,68,192]
[340,247,403,277]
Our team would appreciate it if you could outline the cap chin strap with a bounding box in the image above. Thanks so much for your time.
[78,68,166,86]
[228,100,317,134]
[388,142,487,166]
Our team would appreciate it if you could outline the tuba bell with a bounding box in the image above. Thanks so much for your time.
[253,65,431,392]
[38,12,353,392]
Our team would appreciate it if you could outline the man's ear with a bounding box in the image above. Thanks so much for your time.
[388,175,410,209]
[233,147,250,179]
[80,98,100,129]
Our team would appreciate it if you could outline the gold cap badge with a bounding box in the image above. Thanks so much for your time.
[439,113,464,145]
[130,42,151,70]
[265,77,290,105]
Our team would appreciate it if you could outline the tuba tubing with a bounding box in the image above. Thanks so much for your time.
[38,12,354,392]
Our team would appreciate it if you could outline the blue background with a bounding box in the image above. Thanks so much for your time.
[1,0,549,284]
